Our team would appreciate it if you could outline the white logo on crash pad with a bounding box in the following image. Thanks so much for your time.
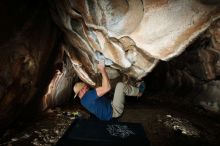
[106,124,135,138]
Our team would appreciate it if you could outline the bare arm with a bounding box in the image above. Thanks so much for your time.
[95,61,111,97]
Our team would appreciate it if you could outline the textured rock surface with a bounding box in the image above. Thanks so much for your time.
[0,0,61,133]
[144,19,220,113]
[50,0,220,84]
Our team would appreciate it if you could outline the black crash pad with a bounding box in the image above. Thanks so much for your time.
[56,118,150,146]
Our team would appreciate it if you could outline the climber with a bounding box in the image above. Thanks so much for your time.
[73,61,146,121]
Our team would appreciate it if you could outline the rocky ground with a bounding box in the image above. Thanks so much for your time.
[121,97,220,146]
[0,94,220,146]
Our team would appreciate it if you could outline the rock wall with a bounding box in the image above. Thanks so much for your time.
[49,0,220,85]
[145,20,220,113]
[0,0,61,133]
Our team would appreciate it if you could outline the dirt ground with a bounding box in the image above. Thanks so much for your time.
[0,94,220,146]
[121,97,220,146]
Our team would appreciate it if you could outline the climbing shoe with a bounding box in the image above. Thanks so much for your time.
[137,81,146,97]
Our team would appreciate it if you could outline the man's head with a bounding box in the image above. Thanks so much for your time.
[73,82,89,98]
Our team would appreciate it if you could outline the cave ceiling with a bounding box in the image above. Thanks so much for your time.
[50,0,220,85]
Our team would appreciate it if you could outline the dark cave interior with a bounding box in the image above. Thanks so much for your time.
[0,0,220,146]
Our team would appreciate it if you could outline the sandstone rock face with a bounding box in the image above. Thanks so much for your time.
[144,19,220,113]
[50,0,220,85]
[0,0,61,132]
